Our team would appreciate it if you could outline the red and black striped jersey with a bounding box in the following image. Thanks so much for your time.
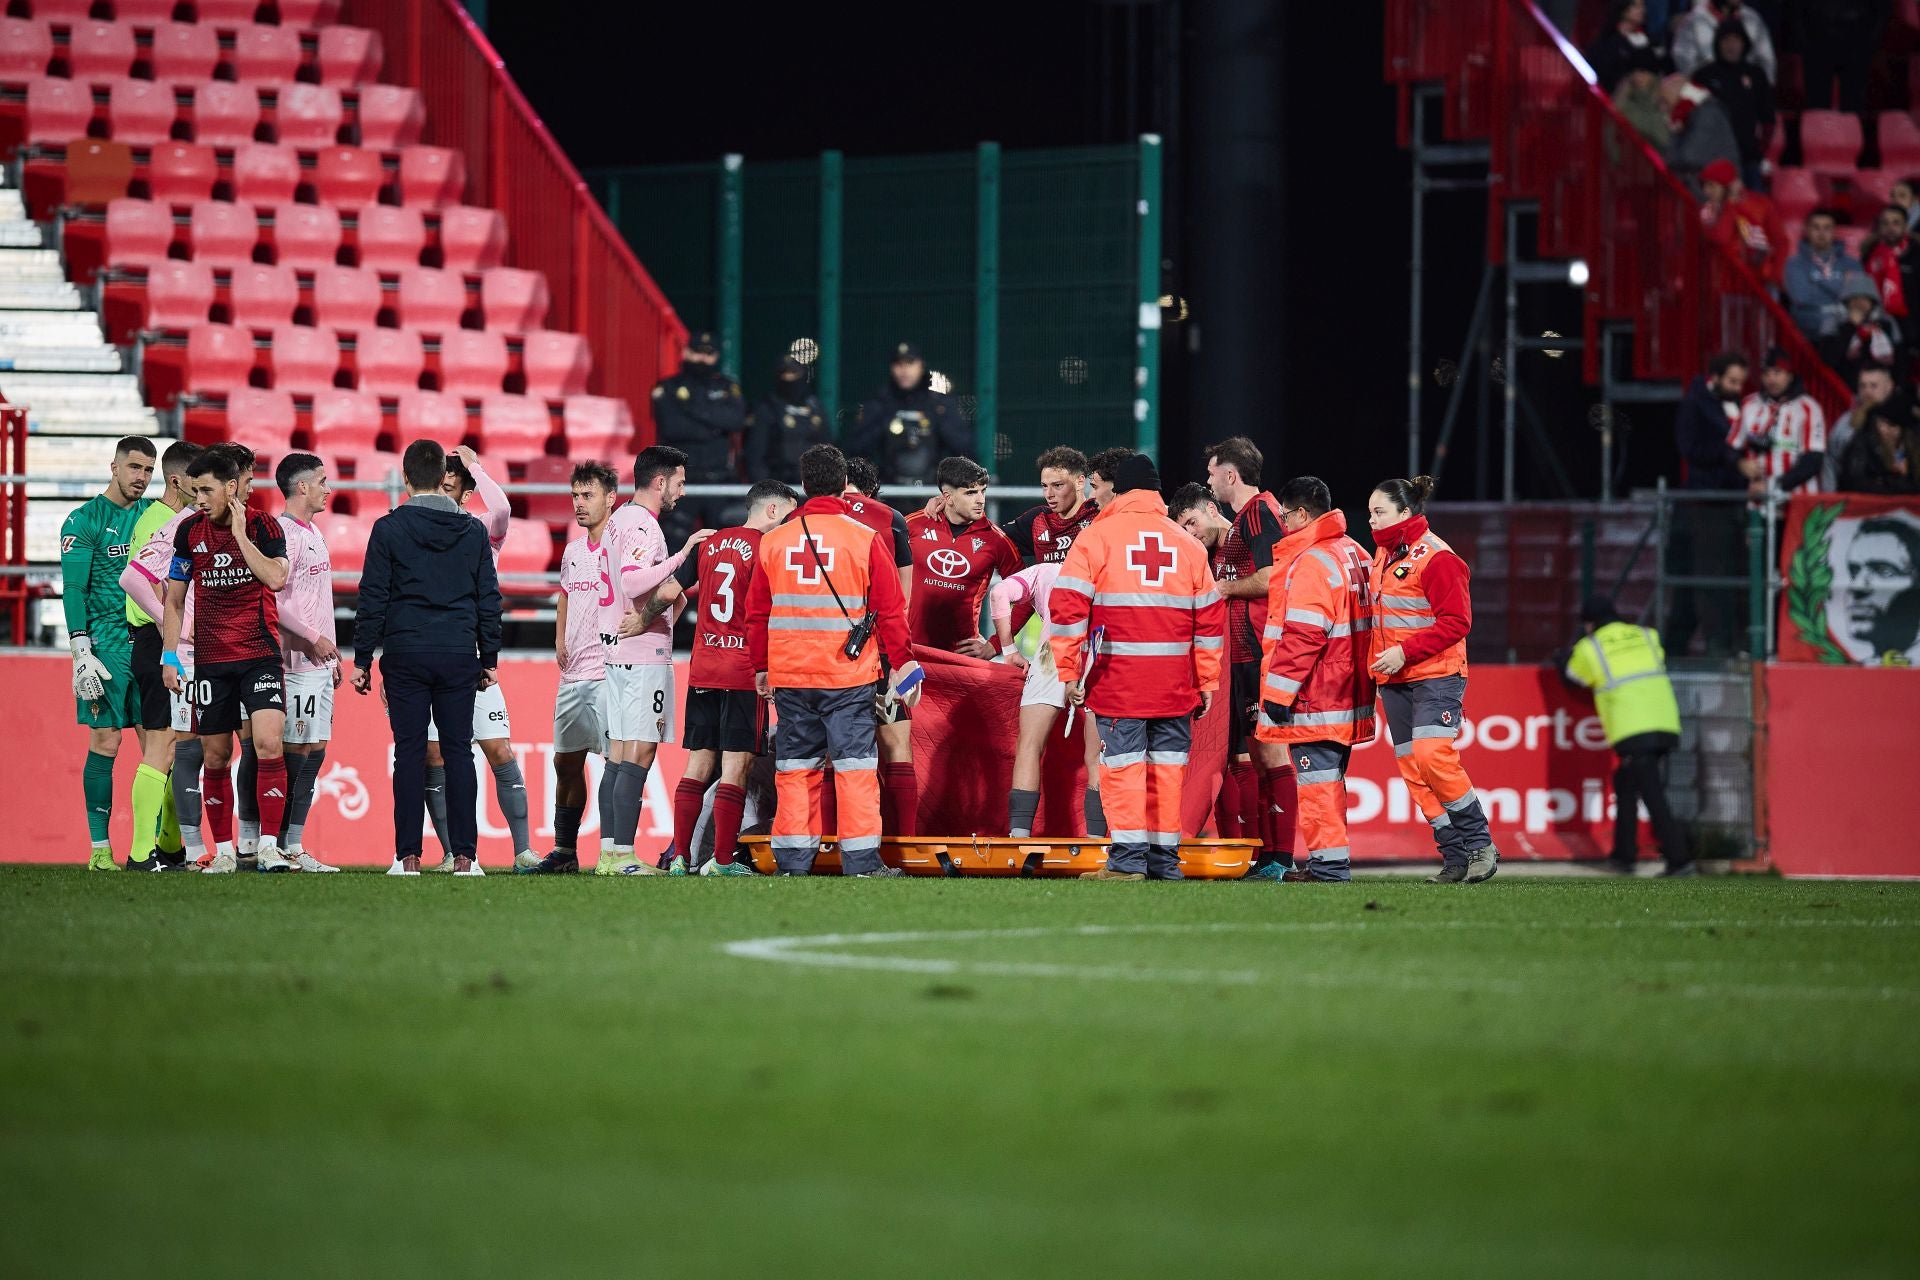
[1218,492,1283,665]
[1001,501,1098,566]
[169,511,286,665]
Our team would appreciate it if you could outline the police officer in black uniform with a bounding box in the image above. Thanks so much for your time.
[650,329,747,547]
[745,357,832,485]
[847,341,973,485]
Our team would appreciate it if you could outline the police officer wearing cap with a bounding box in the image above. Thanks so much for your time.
[847,341,973,485]
[650,331,747,484]
[746,357,832,486]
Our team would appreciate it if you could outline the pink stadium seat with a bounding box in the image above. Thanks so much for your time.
[1801,110,1864,173]
[521,330,591,396]
[225,387,296,454]
[310,387,383,455]
[270,323,340,392]
[190,81,261,147]
[437,205,507,271]
[518,454,575,529]
[0,19,53,79]
[272,82,342,148]
[1772,168,1819,223]
[189,198,257,265]
[107,78,176,146]
[25,78,93,147]
[146,141,218,203]
[396,266,467,330]
[562,395,635,456]
[316,25,382,87]
[185,322,258,394]
[25,0,93,17]
[318,510,370,574]
[311,262,381,330]
[142,259,216,329]
[312,144,385,207]
[397,145,464,208]
[497,520,555,583]
[1880,113,1920,173]
[111,0,185,20]
[396,389,468,448]
[277,0,345,26]
[480,267,549,332]
[478,394,552,459]
[231,24,301,85]
[195,0,265,19]
[354,85,422,149]
[271,201,342,268]
[354,204,425,269]
[354,327,423,392]
[1851,170,1897,210]
[438,330,508,395]
[106,197,175,267]
[233,141,300,205]
[149,23,220,87]
[67,22,137,81]
[229,261,298,328]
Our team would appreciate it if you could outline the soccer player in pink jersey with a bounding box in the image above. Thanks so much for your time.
[595,445,712,875]
[521,462,618,875]
[271,453,342,873]
[991,559,1105,839]
[418,445,535,870]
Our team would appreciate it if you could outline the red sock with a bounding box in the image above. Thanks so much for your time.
[256,754,288,841]
[672,777,708,863]
[1225,760,1256,838]
[1213,775,1241,838]
[204,765,234,845]
[880,762,917,837]
[710,782,747,866]
[1262,765,1299,861]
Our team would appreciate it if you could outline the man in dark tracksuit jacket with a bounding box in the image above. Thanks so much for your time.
[1665,353,1759,658]
[349,440,503,874]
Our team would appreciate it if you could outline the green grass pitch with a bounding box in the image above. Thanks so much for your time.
[1,869,1915,1278]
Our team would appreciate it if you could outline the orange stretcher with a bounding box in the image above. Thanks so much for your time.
[738,835,1260,879]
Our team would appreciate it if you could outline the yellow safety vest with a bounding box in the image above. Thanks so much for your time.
[1564,621,1682,745]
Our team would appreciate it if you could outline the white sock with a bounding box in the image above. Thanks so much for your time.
[215,840,235,857]
[238,820,260,855]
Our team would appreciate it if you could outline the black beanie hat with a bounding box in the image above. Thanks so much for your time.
[1113,453,1160,494]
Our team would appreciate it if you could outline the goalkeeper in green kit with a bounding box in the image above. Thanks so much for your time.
[61,438,156,869]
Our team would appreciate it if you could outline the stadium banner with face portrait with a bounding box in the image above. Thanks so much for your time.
[1779,492,1920,667]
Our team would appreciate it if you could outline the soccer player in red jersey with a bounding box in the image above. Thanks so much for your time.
[905,456,1023,657]
[1000,446,1099,567]
[666,479,799,875]
[160,446,293,874]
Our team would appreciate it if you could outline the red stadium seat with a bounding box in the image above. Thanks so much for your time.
[106,197,175,268]
[64,137,134,204]
[277,0,345,25]
[439,330,508,395]
[270,323,339,392]
[143,259,216,329]
[111,0,186,20]
[318,510,370,575]
[315,24,381,86]
[480,267,549,332]
[149,24,220,87]
[185,322,258,394]
[231,24,301,85]
[397,145,464,208]
[23,0,92,17]
[1772,168,1819,223]
[353,204,425,269]
[1800,110,1864,173]
[67,22,137,81]
[354,85,422,149]
[106,78,176,146]
[396,266,466,330]
[196,0,267,20]
[518,454,576,529]
[478,394,552,459]
[521,330,591,396]
[225,387,296,454]
[562,394,635,457]
[312,144,385,207]
[396,389,468,448]
[229,261,298,328]
[437,205,507,271]
[497,520,555,584]
[312,263,381,331]
[25,78,93,147]
[355,327,424,392]
[1880,113,1920,173]
[189,198,257,265]
[310,387,383,455]
[271,201,341,268]
[0,20,53,79]
[272,82,342,148]
[233,141,299,205]
[147,141,218,203]
[190,82,261,147]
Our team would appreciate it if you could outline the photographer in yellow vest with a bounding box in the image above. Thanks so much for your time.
[1562,596,1693,877]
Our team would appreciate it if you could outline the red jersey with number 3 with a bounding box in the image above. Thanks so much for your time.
[678,525,762,690]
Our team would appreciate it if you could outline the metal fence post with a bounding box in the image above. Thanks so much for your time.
[1746,502,1765,659]
[974,142,1000,469]
[1135,133,1163,458]
[818,149,843,434]
[717,153,743,376]
[1653,476,1669,640]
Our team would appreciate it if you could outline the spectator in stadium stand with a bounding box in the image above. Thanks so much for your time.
[1817,274,1902,387]
[1658,73,1743,194]
[1666,351,1761,656]
[1670,0,1775,82]
[1890,177,1920,234]
[846,341,972,486]
[1699,158,1788,285]
[1826,361,1898,490]
[1610,48,1672,157]
[1838,392,1920,495]
[1586,0,1669,100]
[745,357,831,487]
[1785,207,1866,339]
[1801,0,1889,117]
[1736,346,1828,495]
[1863,205,1918,329]
[1689,19,1773,190]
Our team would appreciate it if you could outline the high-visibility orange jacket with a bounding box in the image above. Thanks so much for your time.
[1256,509,1378,746]
[1368,513,1470,684]
[1048,488,1225,718]
[746,496,912,689]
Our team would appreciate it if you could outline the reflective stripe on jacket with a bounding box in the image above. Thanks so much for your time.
[1257,509,1378,746]
[1369,529,1468,683]
[1564,621,1682,744]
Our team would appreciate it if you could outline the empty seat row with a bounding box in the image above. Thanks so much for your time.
[107,197,499,269]
[1798,109,1920,174]
[183,321,592,396]
[0,17,373,85]
[17,76,422,148]
[120,138,462,209]
[219,386,557,458]
[1772,167,1910,224]
[14,2,345,25]
[141,261,550,333]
